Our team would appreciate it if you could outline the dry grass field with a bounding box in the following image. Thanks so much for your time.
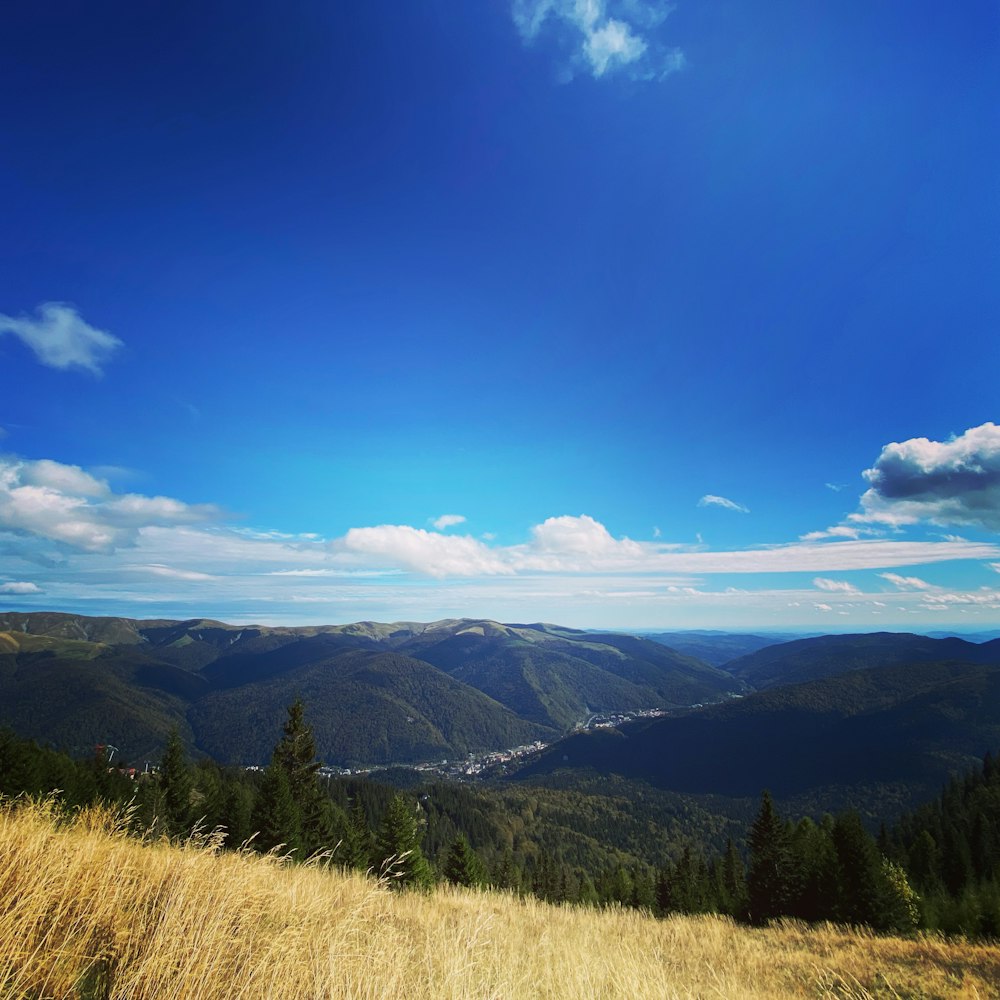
[1,799,998,1000]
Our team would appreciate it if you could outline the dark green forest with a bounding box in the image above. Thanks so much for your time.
[3,700,1000,939]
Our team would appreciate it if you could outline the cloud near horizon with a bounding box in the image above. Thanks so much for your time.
[0,456,220,553]
[4,450,1000,626]
[0,581,43,595]
[2,453,999,581]
[0,303,123,375]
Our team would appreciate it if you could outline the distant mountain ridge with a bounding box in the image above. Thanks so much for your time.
[0,611,737,767]
[723,631,1000,689]
[513,646,1000,822]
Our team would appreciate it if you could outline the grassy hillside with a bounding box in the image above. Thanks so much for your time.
[3,799,998,1000]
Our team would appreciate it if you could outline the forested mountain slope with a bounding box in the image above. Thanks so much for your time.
[0,612,736,765]
[724,631,1000,689]
[514,660,1000,819]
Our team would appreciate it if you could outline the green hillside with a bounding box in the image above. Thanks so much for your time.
[513,660,1000,821]
[725,631,1000,689]
[0,612,735,767]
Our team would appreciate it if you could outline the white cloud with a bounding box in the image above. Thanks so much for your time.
[853,423,1000,531]
[332,515,998,577]
[801,525,865,541]
[0,303,122,375]
[0,455,220,553]
[814,603,833,612]
[879,572,935,591]
[698,494,749,514]
[0,581,42,595]
[140,564,217,582]
[813,577,860,594]
[432,514,467,531]
[512,0,683,81]
[338,525,514,578]
[920,588,1000,609]
[584,16,647,75]
[5,445,1000,627]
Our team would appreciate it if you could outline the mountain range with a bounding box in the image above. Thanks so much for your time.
[0,612,735,767]
[5,611,1000,825]
[514,631,1000,820]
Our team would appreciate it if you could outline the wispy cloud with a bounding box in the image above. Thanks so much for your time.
[432,514,466,531]
[920,588,1000,610]
[139,564,217,582]
[813,577,861,594]
[5,448,1000,625]
[801,525,866,541]
[512,0,684,81]
[879,572,935,591]
[0,581,43,595]
[0,303,123,375]
[698,494,749,514]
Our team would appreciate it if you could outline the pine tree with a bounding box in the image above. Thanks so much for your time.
[746,791,794,924]
[219,780,255,848]
[342,798,374,871]
[271,700,335,857]
[492,847,520,892]
[252,764,301,855]
[832,811,885,926]
[443,834,486,888]
[789,816,838,922]
[721,837,748,917]
[375,793,434,889]
[159,728,194,839]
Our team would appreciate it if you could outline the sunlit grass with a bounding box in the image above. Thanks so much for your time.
[1,799,998,999]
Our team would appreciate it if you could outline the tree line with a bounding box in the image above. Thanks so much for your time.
[2,703,999,937]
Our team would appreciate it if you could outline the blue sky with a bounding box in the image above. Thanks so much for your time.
[2,0,999,630]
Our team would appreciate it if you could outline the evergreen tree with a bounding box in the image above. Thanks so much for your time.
[271,700,336,857]
[443,834,486,888]
[492,847,521,892]
[832,811,887,927]
[789,816,838,923]
[746,791,795,924]
[252,764,301,855]
[159,728,194,838]
[219,779,256,848]
[342,798,375,871]
[721,837,748,918]
[375,793,434,889]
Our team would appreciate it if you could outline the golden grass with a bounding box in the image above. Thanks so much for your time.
[1,800,999,1000]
